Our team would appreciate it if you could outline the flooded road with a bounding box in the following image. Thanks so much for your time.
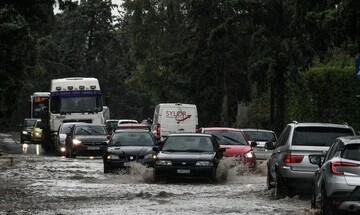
[0,133,317,215]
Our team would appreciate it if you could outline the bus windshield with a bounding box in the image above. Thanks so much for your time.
[50,91,103,114]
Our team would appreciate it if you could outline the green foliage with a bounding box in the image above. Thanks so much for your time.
[287,53,360,131]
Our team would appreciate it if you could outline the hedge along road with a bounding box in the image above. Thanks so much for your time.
[0,132,318,215]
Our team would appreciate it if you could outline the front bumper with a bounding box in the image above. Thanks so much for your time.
[154,165,215,179]
[105,158,154,169]
[73,145,107,156]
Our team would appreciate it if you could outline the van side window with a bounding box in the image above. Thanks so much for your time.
[277,126,291,147]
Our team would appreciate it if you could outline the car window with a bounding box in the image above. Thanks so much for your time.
[163,136,214,152]
[34,121,42,128]
[342,144,360,161]
[243,131,276,141]
[277,126,291,147]
[60,124,74,134]
[204,130,247,145]
[110,132,154,146]
[24,120,37,127]
[324,140,339,162]
[293,127,354,146]
[74,126,107,135]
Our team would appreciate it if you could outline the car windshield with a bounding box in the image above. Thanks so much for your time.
[293,127,354,146]
[342,144,360,161]
[74,126,107,135]
[243,131,276,142]
[50,92,103,114]
[109,132,154,146]
[106,121,118,129]
[24,119,37,127]
[205,130,247,145]
[162,136,214,152]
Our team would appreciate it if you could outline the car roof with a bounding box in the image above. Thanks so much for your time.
[113,129,152,133]
[337,136,360,145]
[73,123,105,127]
[167,133,213,138]
[202,127,241,132]
[289,121,352,129]
[241,128,275,133]
[118,119,138,123]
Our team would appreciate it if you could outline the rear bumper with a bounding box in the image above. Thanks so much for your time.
[329,187,360,212]
[278,165,314,188]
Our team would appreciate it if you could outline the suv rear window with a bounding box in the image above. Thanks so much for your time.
[293,127,354,146]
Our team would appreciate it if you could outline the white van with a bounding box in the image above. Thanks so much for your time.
[152,103,198,141]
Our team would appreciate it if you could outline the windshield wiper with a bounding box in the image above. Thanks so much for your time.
[185,149,204,152]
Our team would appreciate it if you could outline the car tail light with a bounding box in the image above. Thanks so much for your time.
[156,123,160,136]
[195,125,199,133]
[283,153,304,163]
[331,161,360,175]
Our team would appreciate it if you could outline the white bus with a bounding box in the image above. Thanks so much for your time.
[30,92,50,118]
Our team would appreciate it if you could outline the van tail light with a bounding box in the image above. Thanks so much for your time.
[195,125,199,133]
[331,161,360,175]
[283,153,304,163]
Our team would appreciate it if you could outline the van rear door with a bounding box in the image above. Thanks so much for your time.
[160,105,198,138]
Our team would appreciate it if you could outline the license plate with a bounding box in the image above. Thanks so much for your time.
[177,169,190,174]
[123,162,131,167]
[87,146,100,150]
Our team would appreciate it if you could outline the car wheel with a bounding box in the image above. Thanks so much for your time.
[311,183,316,209]
[104,161,111,174]
[274,171,288,199]
[69,147,76,158]
[321,187,336,215]
[153,169,161,183]
[267,169,275,190]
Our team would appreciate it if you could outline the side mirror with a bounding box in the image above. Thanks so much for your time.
[153,146,159,152]
[309,155,322,167]
[264,141,275,150]
[250,141,257,147]
[218,147,226,153]
[156,141,164,150]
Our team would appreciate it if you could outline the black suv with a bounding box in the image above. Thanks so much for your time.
[20,118,38,143]
[265,122,355,199]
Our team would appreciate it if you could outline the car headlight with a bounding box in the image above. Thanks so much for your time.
[144,154,153,159]
[244,151,254,158]
[22,131,28,135]
[60,147,66,152]
[72,139,81,145]
[196,161,213,166]
[156,160,172,166]
[107,154,120,160]
[35,132,41,136]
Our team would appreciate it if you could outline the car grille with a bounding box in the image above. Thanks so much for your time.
[172,161,196,167]
[83,142,105,146]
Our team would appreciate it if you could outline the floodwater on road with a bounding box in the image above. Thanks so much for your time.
[0,133,317,215]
